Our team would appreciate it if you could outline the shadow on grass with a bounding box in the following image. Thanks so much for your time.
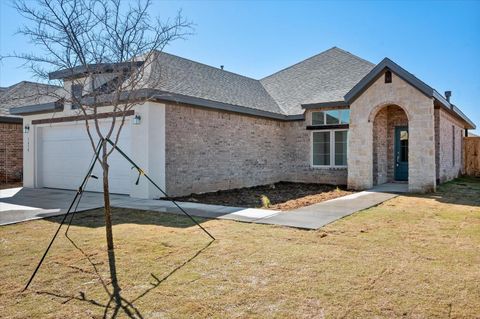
[419,176,480,207]
[30,207,215,318]
[36,229,214,318]
[45,207,210,229]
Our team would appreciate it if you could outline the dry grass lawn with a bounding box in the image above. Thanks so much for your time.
[1,177,479,318]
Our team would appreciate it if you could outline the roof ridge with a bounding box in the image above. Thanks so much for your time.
[329,47,376,67]
[260,47,373,82]
[154,50,260,82]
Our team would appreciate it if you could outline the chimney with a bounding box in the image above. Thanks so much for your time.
[220,65,224,70]
[445,91,452,102]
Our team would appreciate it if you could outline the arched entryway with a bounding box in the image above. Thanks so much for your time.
[371,105,409,186]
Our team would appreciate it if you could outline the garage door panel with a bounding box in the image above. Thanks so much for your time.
[37,121,132,194]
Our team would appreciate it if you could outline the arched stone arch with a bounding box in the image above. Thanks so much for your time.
[368,101,412,124]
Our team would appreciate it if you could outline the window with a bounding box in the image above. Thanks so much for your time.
[399,130,408,162]
[385,70,392,83]
[326,110,340,124]
[312,131,330,165]
[312,109,350,125]
[334,131,348,166]
[452,125,455,166]
[312,111,325,125]
[312,130,348,167]
[71,84,83,109]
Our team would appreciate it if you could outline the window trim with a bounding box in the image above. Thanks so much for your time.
[311,128,348,168]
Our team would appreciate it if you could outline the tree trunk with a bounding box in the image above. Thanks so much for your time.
[102,140,114,251]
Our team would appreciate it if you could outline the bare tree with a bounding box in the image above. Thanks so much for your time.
[8,0,192,254]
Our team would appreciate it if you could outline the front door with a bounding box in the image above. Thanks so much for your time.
[394,126,408,181]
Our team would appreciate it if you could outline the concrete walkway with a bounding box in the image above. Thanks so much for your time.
[256,190,397,229]
[1,183,406,229]
[255,183,407,229]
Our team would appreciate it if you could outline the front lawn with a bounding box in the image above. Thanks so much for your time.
[1,177,479,318]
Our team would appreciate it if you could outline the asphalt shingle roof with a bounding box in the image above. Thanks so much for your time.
[145,47,374,116]
[147,51,284,115]
[260,47,375,114]
[0,81,59,117]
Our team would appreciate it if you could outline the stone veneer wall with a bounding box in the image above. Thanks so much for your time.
[348,72,436,193]
[436,108,464,183]
[164,104,347,196]
[0,122,23,183]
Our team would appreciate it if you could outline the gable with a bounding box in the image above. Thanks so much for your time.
[344,58,475,129]
[344,58,433,104]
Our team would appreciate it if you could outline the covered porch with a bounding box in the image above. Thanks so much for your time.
[372,105,409,186]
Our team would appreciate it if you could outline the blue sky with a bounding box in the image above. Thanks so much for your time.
[1,0,479,132]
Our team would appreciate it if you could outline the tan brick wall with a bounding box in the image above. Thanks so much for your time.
[165,104,288,196]
[372,107,388,185]
[436,108,464,182]
[164,104,346,196]
[349,72,436,193]
[284,115,348,185]
[0,122,23,183]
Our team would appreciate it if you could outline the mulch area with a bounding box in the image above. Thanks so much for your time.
[168,182,354,210]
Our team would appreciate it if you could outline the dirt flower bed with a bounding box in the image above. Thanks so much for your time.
[0,182,22,190]
[168,182,353,210]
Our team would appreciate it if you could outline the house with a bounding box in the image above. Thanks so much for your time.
[10,47,476,198]
[0,81,59,184]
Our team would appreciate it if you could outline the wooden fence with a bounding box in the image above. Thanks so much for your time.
[464,137,480,176]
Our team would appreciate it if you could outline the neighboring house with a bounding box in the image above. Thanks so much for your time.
[10,47,476,198]
[0,81,59,184]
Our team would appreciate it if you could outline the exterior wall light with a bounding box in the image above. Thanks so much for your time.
[133,114,141,125]
[24,125,30,133]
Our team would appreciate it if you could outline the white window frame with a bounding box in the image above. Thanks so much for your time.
[311,129,348,168]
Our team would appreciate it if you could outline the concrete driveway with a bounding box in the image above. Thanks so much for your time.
[0,187,130,225]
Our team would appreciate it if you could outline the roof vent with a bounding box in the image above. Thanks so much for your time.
[220,65,224,70]
[445,91,452,102]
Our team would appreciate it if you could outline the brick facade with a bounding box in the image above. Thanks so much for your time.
[435,108,464,183]
[0,122,23,183]
[285,115,348,185]
[165,87,466,197]
[164,104,346,196]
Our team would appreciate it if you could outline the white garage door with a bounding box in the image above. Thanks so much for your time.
[37,121,132,194]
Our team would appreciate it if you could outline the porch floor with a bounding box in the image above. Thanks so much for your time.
[371,182,409,193]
